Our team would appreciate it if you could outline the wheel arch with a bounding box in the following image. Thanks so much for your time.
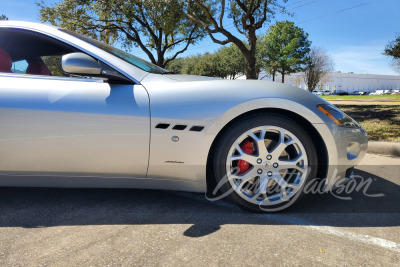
[206,108,329,196]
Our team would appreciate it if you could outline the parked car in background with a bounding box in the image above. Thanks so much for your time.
[323,90,331,95]
[352,91,366,95]
[338,92,349,95]
[384,89,393,95]
[312,90,322,96]
[392,89,400,95]
[369,90,384,95]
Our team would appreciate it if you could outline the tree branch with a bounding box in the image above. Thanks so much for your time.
[255,0,269,29]
[122,24,157,64]
[164,34,198,66]
[219,0,225,27]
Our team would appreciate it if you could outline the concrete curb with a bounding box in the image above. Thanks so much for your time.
[367,141,400,157]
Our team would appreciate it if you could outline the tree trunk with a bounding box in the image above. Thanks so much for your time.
[272,69,276,81]
[157,50,165,68]
[242,33,258,80]
[243,51,258,79]
[281,72,285,83]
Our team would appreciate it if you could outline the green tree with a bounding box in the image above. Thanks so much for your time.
[176,0,286,80]
[217,44,245,79]
[0,14,8,20]
[170,53,224,78]
[384,34,400,74]
[384,34,400,59]
[166,44,245,79]
[166,54,202,75]
[38,0,205,68]
[192,52,224,77]
[259,20,311,83]
[42,56,64,76]
[166,57,186,73]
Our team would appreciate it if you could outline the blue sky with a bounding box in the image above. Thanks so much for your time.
[2,0,400,75]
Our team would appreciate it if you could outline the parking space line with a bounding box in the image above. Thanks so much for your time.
[171,192,400,253]
[306,225,400,253]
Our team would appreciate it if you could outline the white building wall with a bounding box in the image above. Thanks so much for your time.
[256,71,400,94]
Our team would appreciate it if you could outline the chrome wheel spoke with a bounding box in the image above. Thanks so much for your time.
[233,143,244,155]
[269,130,296,157]
[257,176,270,195]
[228,168,259,190]
[239,168,259,183]
[252,186,268,201]
[271,173,288,189]
[246,128,268,157]
[229,153,258,166]
[280,187,289,201]
[278,153,306,172]
[272,174,299,201]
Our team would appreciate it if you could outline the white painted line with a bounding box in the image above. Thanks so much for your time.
[171,192,400,253]
[306,225,400,253]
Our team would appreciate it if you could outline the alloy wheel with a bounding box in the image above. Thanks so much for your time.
[225,125,309,206]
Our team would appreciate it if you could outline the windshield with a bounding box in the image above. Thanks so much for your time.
[60,29,168,74]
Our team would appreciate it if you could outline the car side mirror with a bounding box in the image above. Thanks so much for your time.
[62,52,102,75]
[61,52,133,84]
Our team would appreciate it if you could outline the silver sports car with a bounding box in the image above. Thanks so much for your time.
[0,21,367,212]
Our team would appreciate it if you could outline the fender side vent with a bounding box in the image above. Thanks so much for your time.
[189,126,204,132]
[155,123,170,129]
[172,125,187,130]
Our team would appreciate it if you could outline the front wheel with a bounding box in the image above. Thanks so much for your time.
[212,113,318,212]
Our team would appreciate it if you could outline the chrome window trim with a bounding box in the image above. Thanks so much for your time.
[0,25,141,85]
[0,72,106,83]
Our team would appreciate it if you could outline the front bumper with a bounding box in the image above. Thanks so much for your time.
[312,123,368,191]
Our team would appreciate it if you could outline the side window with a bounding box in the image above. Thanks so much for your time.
[41,56,64,76]
[11,60,28,74]
[0,28,78,77]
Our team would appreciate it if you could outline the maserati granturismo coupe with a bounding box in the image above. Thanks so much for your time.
[0,21,368,211]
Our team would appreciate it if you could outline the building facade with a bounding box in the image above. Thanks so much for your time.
[256,71,400,94]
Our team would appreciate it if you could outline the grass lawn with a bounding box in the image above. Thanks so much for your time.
[322,95,400,101]
[336,105,400,142]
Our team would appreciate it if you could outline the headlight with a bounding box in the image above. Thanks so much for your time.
[317,104,360,128]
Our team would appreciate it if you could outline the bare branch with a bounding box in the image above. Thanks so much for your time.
[254,1,269,29]
[303,47,334,92]
[123,24,157,64]
[193,0,221,30]
[219,0,225,27]
[164,32,201,66]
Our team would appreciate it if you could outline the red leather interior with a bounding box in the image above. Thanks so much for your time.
[0,46,12,73]
[26,58,51,76]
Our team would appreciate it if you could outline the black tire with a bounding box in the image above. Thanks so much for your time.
[212,113,318,212]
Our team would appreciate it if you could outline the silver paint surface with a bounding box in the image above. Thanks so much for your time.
[0,21,368,192]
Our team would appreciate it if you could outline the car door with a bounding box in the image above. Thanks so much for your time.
[0,29,150,182]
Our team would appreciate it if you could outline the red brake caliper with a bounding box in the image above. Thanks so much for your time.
[237,140,254,174]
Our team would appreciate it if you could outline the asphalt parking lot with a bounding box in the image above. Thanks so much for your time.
[0,153,399,266]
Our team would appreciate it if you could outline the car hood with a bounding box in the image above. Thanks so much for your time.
[139,73,336,126]
[145,73,324,100]
[141,73,329,113]
[162,74,222,82]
